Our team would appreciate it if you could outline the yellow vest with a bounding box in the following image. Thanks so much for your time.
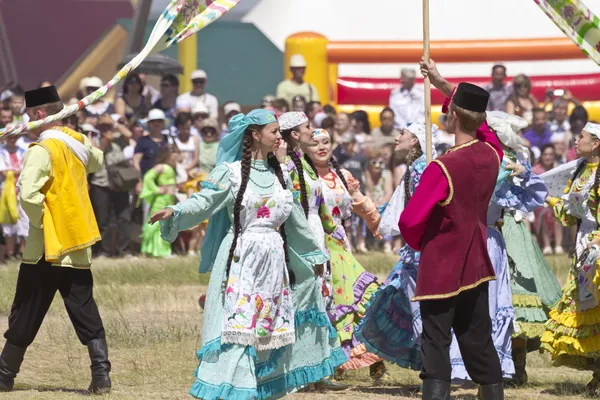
[32,127,100,262]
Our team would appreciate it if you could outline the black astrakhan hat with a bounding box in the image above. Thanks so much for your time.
[25,86,61,108]
[452,82,489,113]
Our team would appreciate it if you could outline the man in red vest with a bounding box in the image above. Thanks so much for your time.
[399,59,504,400]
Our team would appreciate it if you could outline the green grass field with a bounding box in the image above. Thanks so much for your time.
[0,253,591,399]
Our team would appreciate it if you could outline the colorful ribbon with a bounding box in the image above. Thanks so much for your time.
[0,0,239,137]
[533,0,600,66]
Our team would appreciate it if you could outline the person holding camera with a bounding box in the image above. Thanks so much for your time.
[89,114,137,258]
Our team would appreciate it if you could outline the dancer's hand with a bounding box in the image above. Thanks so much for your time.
[420,57,453,97]
[346,175,360,194]
[419,57,442,84]
[149,208,174,224]
[505,161,525,177]
[275,140,288,164]
[588,238,600,249]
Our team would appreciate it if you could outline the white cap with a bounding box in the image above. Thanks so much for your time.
[79,77,89,91]
[192,102,209,115]
[191,70,208,80]
[80,123,99,134]
[313,112,328,128]
[144,109,169,126]
[584,122,600,139]
[223,102,241,115]
[279,112,308,130]
[86,76,103,88]
[175,96,193,110]
[290,54,307,68]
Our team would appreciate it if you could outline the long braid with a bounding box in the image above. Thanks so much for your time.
[593,162,600,219]
[330,156,349,192]
[282,127,309,218]
[569,160,588,258]
[267,152,296,286]
[404,145,424,205]
[225,130,253,281]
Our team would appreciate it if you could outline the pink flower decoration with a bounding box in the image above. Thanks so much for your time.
[257,205,271,218]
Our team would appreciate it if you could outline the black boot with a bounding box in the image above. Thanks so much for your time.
[87,339,111,395]
[0,342,26,392]
[422,379,451,400]
[478,383,504,400]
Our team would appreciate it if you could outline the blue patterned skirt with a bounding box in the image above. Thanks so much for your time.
[354,245,422,370]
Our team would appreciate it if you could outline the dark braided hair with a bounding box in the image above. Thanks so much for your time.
[267,152,295,286]
[225,127,254,281]
[225,126,296,287]
[404,143,424,205]
[329,156,349,192]
[282,127,310,218]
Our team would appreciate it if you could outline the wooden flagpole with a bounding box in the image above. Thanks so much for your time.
[423,0,432,164]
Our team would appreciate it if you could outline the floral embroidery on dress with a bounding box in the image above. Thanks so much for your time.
[220,162,296,351]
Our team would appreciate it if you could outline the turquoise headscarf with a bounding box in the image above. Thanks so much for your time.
[199,109,278,273]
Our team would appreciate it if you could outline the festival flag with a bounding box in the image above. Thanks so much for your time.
[0,0,240,137]
[533,0,600,66]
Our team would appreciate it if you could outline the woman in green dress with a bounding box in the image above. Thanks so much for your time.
[139,145,179,257]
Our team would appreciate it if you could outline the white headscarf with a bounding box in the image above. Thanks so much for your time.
[405,120,439,158]
[378,120,438,237]
[584,122,600,139]
[486,111,528,153]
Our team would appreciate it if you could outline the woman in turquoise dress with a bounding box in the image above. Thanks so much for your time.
[139,145,179,257]
[150,109,346,399]
[304,128,386,381]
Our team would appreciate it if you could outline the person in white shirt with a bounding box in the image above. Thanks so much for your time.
[176,70,219,119]
[0,136,29,259]
[389,68,425,129]
[276,55,320,106]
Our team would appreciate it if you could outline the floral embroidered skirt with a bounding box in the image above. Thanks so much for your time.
[325,235,381,370]
[354,245,422,370]
[190,233,347,400]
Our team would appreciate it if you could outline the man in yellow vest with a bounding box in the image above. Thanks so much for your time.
[0,86,111,394]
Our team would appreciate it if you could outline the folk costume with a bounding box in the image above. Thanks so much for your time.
[355,122,438,372]
[488,112,560,385]
[310,129,383,374]
[541,122,600,394]
[0,86,111,394]
[159,110,346,400]
[399,84,504,398]
[139,164,177,258]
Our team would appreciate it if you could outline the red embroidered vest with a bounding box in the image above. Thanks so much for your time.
[412,139,500,301]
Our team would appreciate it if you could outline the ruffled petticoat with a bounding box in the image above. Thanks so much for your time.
[354,245,422,370]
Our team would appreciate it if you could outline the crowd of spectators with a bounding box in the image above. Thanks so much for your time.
[0,57,584,260]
